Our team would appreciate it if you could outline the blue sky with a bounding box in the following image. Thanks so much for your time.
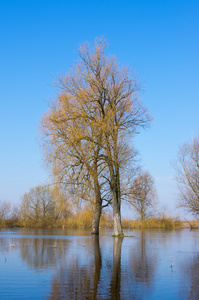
[0,0,198,218]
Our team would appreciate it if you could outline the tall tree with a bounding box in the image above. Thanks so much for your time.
[40,38,151,235]
[174,135,199,216]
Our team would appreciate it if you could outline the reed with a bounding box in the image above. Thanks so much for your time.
[189,220,199,229]
[122,216,183,229]
[60,213,183,230]
[58,210,93,228]
[0,208,185,230]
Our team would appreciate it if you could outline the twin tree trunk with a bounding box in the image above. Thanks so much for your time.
[91,170,123,236]
[91,185,123,236]
[91,141,123,236]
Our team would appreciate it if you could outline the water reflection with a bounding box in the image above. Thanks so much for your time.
[130,230,156,285]
[49,235,103,299]
[49,235,155,299]
[1,229,199,299]
[93,235,102,298]
[110,237,123,299]
[179,252,199,299]
[20,238,71,269]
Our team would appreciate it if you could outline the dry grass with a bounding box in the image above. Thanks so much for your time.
[122,216,183,230]
[58,210,114,229]
[57,210,93,228]
[60,212,183,230]
[0,209,185,230]
[189,220,199,229]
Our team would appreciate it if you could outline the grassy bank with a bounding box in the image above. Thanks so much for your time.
[58,212,184,230]
[0,211,194,230]
[188,220,199,229]
[121,216,183,230]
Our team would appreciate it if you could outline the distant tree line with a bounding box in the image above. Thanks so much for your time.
[0,179,154,229]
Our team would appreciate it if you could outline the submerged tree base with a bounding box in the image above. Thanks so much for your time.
[91,231,99,235]
[111,233,134,237]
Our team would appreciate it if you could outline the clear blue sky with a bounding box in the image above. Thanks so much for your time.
[0,0,198,218]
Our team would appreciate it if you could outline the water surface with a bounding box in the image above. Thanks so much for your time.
[0,228,199,299]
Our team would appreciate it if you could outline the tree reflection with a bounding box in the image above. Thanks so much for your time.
[92,235,102,299]
[180,253,199,299]
[49,235,102,299]
[49,232,158,299]
[19,237,70,269]
[130,230,156,284]
[122,230,157,299]
[110,237,123,299]
[49,236,126,299]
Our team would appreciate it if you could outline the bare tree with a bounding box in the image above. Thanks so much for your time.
[20,185,59,227]
[175,135,199,216]
[40,38,151,235]
[0,201,11,221]
[128,171,157,221]
[0,201,13,226]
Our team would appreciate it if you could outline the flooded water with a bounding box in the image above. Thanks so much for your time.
[0,228,199,299]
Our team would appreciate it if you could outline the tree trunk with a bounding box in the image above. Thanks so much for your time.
[91,174,102,235]
[91,201,101,235]
[112,187,123,236]
[141,212,145,222]
[105,137,123,236]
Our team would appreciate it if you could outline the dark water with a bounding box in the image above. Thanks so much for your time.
[0,228,199,299]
